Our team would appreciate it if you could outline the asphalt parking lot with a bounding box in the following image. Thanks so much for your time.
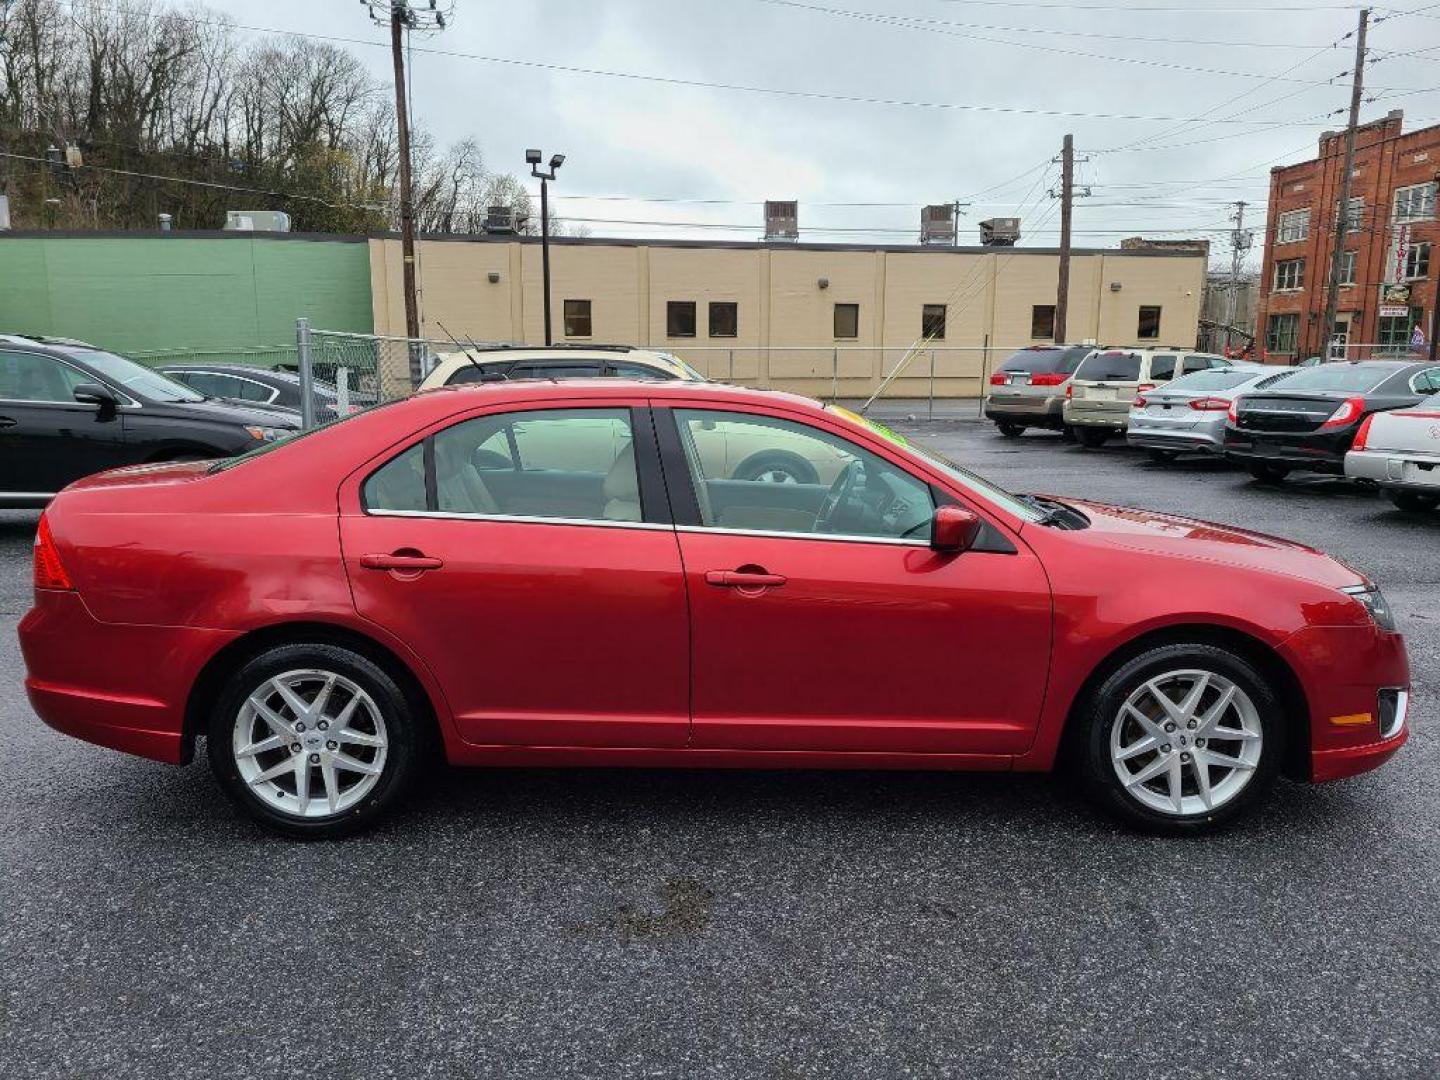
[1,420,1437,1080]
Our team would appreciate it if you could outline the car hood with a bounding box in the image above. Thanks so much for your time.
[1045,496,1365,589]
[142,397,302,427]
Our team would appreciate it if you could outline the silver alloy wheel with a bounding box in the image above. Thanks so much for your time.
[752,467,801,484]
[232,669,389,820]
[1109,668,1263,817]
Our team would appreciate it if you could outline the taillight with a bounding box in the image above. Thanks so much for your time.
[1351,414,1375,451]
[33,514,74,591]
[1136,383,1157,394]
[1320,396,1366,430]
[1133,394,1149,407]
[989,373,1008,386]
[1227,399,1241,423]
[1189,397,1231,411]
[1066,383,1073,398]
[1029,372,1066,386]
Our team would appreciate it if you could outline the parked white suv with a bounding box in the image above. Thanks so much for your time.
[419,345,706,390]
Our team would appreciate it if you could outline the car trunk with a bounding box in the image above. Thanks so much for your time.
[1234,393,1345,434]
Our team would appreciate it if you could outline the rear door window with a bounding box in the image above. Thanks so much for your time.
[1074,351,1142,382]
[1149,355,1178,382]
[1182,354,1219,374]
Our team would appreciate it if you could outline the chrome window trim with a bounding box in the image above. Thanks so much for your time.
[0,491,59,498]
[366,508,672,532]
[675,524,930,548]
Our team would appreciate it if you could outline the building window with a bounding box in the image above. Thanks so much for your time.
[834,303,859,340]
[1404,242,1431,281]
[1030,304,1055,339]
[1378,306,1424,353]
[563,299,592,338]
[1275,208,1310,243]
[1340,250,1357,287]
[922,304,947,339]
[1335,196,1364,231]
[1266,313,1300,354]
[1137,305,1162,340]
[708,301,738,338]
[1394,182,1436,223]
[666,300,697,338]
[1273,258,1305,292]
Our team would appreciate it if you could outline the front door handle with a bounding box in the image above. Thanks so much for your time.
[705,569,787,589]
[360,552,443,571]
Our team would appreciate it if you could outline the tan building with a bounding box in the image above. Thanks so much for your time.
[370,234,1207,398]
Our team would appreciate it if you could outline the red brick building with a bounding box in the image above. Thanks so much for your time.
[1256,109,1437,362]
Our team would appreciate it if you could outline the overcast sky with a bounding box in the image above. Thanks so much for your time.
[232,0,1440,268]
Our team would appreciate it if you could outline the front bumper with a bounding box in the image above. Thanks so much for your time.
[1345,448,1440,492]
[1223,425,1353,473]
[19,590,237,764]
[1277,623,1411,783]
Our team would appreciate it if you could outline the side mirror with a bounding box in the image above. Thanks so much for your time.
[73,383,118,410]
[930,505,982,553]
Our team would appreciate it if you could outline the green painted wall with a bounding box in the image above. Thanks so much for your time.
[0,234,373,355]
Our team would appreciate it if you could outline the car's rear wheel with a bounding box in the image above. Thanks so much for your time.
[996,421,1025,438]
[1387,489,1439,513]
[1060,425,1078,443]
[1247,462,1291,483]
[1074,426,1109,448]
[733,450,820,485]
[207,643,422,838]
[1076,644,1284,833]
[1147,448,1179,463]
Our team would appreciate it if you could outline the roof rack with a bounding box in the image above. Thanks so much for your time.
[452,342,638,354]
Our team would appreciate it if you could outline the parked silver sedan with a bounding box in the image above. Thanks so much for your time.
[1126,365,1290,461]
[1344,391,1440,512]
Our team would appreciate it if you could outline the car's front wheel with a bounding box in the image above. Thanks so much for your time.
[1076,644,1284,833]
[207,643,423,838]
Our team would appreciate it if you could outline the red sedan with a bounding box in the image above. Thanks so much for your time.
[20,381,1410,837]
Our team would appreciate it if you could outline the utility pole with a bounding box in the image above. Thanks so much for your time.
[528,150,566,346]
[1321,7,1368,362]
[1055,133,1074,344]
[365,1,451,384]
[1227,200,1252,354]
[1430,171,1440,362]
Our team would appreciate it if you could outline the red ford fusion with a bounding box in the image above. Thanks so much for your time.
[20,380,1410,837]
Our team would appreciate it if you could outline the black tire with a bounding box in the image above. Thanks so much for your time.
[1074,426,1110,449]
[207,643,424,838]
[1147,448,1180,464]
[996,421,1025,438]
[1247,462,1291,483]
[1060,425,1078,444]
[1387,489,1439,513]
[732,450,820,485]
[1075,643,1286,834]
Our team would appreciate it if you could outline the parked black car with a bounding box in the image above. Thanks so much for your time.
[0,335,300,508]
[159,363,376,419]
[1223,359,1440,482]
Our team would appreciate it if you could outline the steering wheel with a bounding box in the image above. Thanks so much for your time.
[814,460,863,533]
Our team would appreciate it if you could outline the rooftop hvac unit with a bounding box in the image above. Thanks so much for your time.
[224,210,292,233]
[920,204,956,245]
[484,205,518,234]
[980,217,1020,246]
[764,200,798,241]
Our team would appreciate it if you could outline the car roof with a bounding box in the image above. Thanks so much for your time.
[159,363,295,380]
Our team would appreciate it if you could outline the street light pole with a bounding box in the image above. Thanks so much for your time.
[527,149,565,346]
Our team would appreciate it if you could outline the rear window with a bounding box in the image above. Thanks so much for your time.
[1164,369,1257,393]
[1074,351,1142,382]
[998,346,1089,375]
[1270,364,1401,394]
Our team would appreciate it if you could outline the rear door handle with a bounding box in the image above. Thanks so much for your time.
[704,570,787,589]
[360,552,444,571]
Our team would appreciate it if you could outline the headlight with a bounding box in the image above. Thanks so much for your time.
[1342,584,1396,632]
[244,425,293,443]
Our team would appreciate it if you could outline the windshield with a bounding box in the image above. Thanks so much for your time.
[1163,369,1260,393]
[998,345,1089,374]
[1269,364,1399,394]
[652,352,708,381]
[57,346,205,403]
[1074,351,1142,382]
[827,406,1046,524]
